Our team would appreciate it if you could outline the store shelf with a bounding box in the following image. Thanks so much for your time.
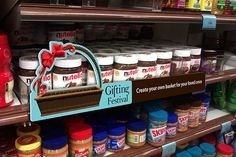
[19,3,236,23]
[206,69,236,85]
[107,109,236,157]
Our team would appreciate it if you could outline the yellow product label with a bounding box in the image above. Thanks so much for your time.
[187,0,202,9]
[200,0,212,11]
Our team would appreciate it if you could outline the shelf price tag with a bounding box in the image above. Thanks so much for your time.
[202,14,216,30]
[221,121,232,133]
[162,142,176,157]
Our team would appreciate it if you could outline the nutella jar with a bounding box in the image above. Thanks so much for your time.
[121,47,146,54]
[78,55,87,86]
[87,53,114,84]
[137,53,157,80]
[113,54,138,82]
[48,23,76,43]
[171,49,191,75]
[75,25,84,44]
[190,48,201,73]
[97,48,120,54]
[156,51,172,77]
[53,55,82,89]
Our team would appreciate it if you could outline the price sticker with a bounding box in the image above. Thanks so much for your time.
[202,14,216,30]
[162,142,176,157]
[221,121,232,133]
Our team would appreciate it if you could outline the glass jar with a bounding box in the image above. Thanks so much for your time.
[190,48,201,73]
[156,51,172,77]
[200,50,217,74]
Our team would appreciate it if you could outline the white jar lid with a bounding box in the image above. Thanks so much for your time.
[19,55,39,70]
[97,48,120,54]
[115,54,138,64]
[138,53,157,61]
[76,55,87,62]
[174,49,191,57]
[121,47,147,54]
[55,55,81,68]
[156,51,173,59]
[190,48,202,55]
[95,53,114,65]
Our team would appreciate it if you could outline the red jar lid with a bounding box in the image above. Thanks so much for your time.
[217,144,233,155]
[64,115,85,128]
[69,124,92,141]
[0,33,8,45]
[201,134,216,145]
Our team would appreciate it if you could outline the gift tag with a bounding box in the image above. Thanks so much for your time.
[162,142,176,157]
[221,121,232,133]
[202,14,216,30]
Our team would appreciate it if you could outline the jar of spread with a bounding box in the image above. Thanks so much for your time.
[171,49,191,76]
[97,48,120,54]
[69,124,92,157]
[147,110,168,147]
[217,144,233,157]
[17,123,41,137]
[15,135,42,157]
[77,55,87,86]
[156,51,172,77]
[75,24,84,44]
[48,23,76,43]
[196,94,211,123]
[175,105,189,132]
[176,151,192,157]
[121,47,146,54]
[137,53,157,80]
[127,120,147,148]
[200,50,217,74]
[92,126,107,157]
[188,98,201,128]
[166,112,178,139]
[84,24,96,42]
[107,123,126,152]
[87,53,113,85]
[42,132,68,157]
[53,55,82,89]
[187,146,203,157]
[113,54,138,82]
[190,48,201,73]
[200,143,216,157]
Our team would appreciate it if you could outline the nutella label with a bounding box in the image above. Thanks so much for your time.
[48,31,76,43]
[19,76,35,95]
[53,72,82,89]
[190,58,201,72]
[137,66,157,80]
[43,73,52,90]
[156,63,171,77]
[172,60,191,75]
[113,69,138,82]
[5,80,14,104]
[87,69,113,85]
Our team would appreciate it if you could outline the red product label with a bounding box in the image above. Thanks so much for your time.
[124,69,138,76]
[151,127,166,138]
[73,148,89,157]
[62,72,82,81]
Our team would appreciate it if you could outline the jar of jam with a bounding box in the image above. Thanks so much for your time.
[200,50,217,74]
[190,48,201,73]
[175,105,189,132]
[137,53,157,80]
[113,54,138,82]
[156,51,172,77]
[87,53,114,84]
[53,55,82,89]
[171,49,191,76]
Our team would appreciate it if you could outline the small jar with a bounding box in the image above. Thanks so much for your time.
[175,105,189,132]
[48,22,76,43]
[87,53,114,85]
[68,124,92,157]
[190,48,202,73]
[53,55,82,89]
[217,144,233,157]
[92,126,107,157]
[196,94,211,123]
[200,50,217,74]
[171,49,191,76]
[78,55,87,86]
[17,123,41,137]
[176,151,192,157]
[97,48,120,54]
[137,53,157,80]
[200,143,216,157]
[42,133,68,157]
[187,146,203,157]
[188,99,201,128]
[147,110,168,147]
[113,54,138,82]
[107,123,126,152]
[127,120,147,148]
[15,135,42,156]
[156,51,172,77]
[166,112,178,139]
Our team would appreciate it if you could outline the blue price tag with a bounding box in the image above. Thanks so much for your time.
[162,142,176,157]
[202,14,216,30]
[221,121,232,133]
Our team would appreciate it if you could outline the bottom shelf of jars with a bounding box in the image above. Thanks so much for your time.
[106,108,236,157]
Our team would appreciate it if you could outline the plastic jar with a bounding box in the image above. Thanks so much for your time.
[92,126,107,157]
[137,53,157,80]
[17,124,41,137]
[176,150,192,157]
[15,135,42,157]
[53,55,82,89]
[187,146,203,157]
[107,123,126,152]
[200,143,216,157]
[166,112,178,138]
[190,48,201,73]
[113,54,138,82]
[217,144,233,157]
[197,94,211,123]
[175,105,189,132]
[156,51,172,77]
[200,50,217,74]
[171,49,191,75]
[127,119,147,148]
[147,110,168,147]
[188,99,201,128]
[42,133,68,157]
[69,124,92,157]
